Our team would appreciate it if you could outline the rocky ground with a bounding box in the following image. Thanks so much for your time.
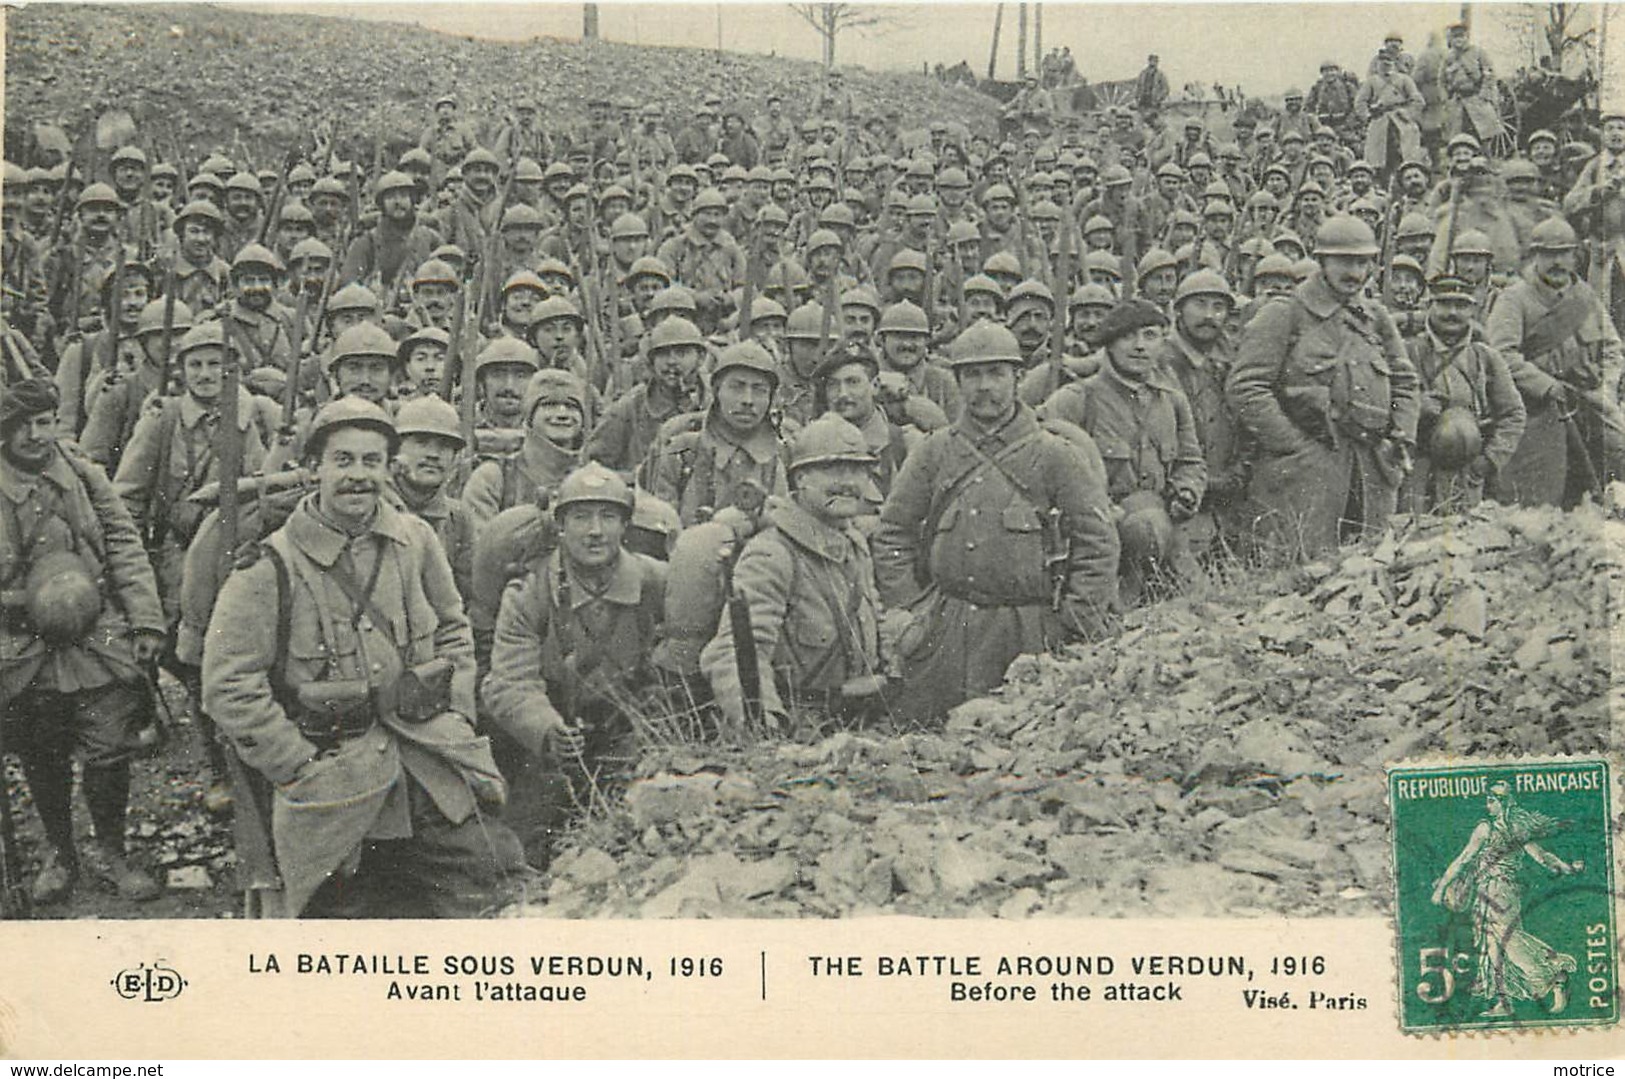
[4,501,1615,921]
[3,673,239,920]
[511,502,1618,919]
[4,4,999,168]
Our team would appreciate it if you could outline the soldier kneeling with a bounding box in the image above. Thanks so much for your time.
[482,464,667,870]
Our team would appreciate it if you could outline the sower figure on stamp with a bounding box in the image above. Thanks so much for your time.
[872,322,1120,723]
[0,379,165,905]
[203,398,523,918]
[481,463,667,870]
[1430,781,1582,1019]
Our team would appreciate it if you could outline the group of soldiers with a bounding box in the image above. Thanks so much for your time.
[3,16,1624,919]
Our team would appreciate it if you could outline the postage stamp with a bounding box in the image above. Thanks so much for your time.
[1388,758,1617,1034]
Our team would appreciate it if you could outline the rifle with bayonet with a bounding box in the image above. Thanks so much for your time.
[1051,203,1076,395]
[1379,172,1401,308]
[257,149,298,246]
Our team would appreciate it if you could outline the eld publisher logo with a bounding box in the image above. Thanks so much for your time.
[111,961,187,1002]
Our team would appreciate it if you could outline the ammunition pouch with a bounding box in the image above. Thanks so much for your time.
[383,657,453,724]
[293,678,376,746]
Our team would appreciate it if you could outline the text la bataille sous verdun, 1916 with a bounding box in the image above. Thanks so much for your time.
[243,950,1367,1009]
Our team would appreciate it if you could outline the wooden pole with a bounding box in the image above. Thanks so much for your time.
[988,3,1004,80]
[1017,3,1028,81]
[1035,3,1043,78]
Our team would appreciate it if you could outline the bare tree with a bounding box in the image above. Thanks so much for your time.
[790,3,907,69]
[1499,2,1601,74]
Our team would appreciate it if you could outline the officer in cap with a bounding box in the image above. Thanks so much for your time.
[1399,274,1525,514]
[1229,215,1420,556]
[204,396,523,916]
[482,462,667,868]
[872,321,1120,721]
[1,379,166,905]
[699,413,887,732]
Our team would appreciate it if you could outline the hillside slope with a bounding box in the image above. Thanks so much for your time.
[4,3,1000,168]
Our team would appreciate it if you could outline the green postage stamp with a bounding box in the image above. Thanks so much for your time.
[1389,758,1617,1034]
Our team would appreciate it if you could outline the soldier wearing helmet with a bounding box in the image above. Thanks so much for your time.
[77,298,196,468]
[1004,278,1059,366]
[420,93,479,181]
[388,394,476,602]
[222,243,301,387]
[1399,274,1525,515]
[439,148,503,270]
[461,336,538,458]
[1487,216,1625,507]
[655,188,746,334]
[45,182,132,345]
[975,182,1049,279]
[463,367,588,528]
[50,253,151,436]
[205,395,523,916]
[698,413,886,731]
[495,271,549,343]
[1563,109,1625,334]
[494,100,553,169]
[585,316,707,475]
[339,170,444,310]
[259,197,314,278]
[1228,215,1420,556]
[404,257,463,335]
[872,320,1119,721]
[645,339,789,527]
[1354,50,1423,178]
[1,378,167,906]
[108,145,174,259]
[1039,299,1206,601]
[876,299,959,419]
[397,325,451,400]
[775,301,841,426]
[526,296,597,394]
[1155,271,1252,544]
[1426,167,1519,283]
[112,324,277,794]
[1441,22,1499,147]
[482,461,667,868]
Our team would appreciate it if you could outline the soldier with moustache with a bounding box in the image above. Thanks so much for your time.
[204,398,523,917]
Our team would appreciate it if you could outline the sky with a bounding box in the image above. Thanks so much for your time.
[236,1,1618,96]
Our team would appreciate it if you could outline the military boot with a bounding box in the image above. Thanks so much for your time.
[82,841,161,902]
[29,846,76,906]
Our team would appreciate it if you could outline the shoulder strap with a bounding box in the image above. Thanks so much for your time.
[147,400,184,540]
[259,540,296,714]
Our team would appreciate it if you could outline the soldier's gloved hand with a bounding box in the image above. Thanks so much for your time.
[130,628,165,664]
[1168,487,1200,522]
